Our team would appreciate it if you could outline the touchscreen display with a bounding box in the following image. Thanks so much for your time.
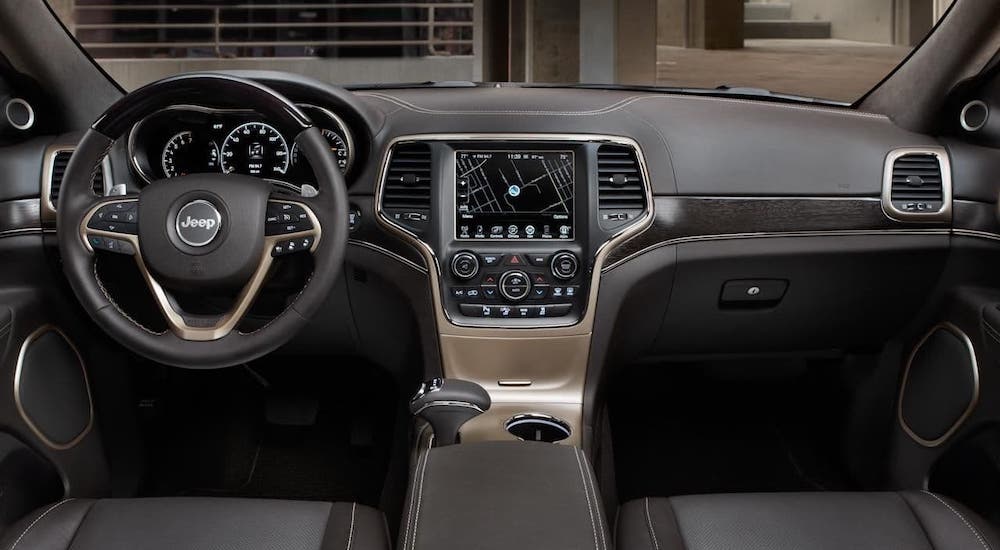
[455,150,574,240]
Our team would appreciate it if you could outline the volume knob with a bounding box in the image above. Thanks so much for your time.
[451,251,479,280]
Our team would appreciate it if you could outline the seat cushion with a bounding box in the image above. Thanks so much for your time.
[0,497,389,550]
[618,492,1000,550]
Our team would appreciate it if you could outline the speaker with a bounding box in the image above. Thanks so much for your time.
[14,326,93,449]
[898,323,979,447]
[960,100,989,132]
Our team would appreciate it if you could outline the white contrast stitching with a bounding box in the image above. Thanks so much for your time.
[644,498,661,550]
[922,491,991,550]
[10,499,74,550]
[580,450,608,550]
[346,502,356,550]
[575,448,600,550]
[410,435,433,550]
[401,429,429,550]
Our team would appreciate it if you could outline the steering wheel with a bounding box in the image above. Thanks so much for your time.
[57,74,348,368]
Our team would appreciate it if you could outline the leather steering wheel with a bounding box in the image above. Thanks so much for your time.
[57,74,348,368]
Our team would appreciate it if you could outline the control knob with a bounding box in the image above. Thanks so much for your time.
[499,270,531,302]
[451,251,479,280]
[550,251,579,280]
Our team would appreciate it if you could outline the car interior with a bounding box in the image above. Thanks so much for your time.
[2,1,1000,549]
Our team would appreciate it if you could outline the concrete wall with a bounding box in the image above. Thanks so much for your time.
[787,0,894,43]
[98,56,476,91]
[531,0,580,83]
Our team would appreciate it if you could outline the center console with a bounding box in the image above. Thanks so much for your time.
[376,134,651,446]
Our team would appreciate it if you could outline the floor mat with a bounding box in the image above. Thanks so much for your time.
[139,359,398,506]
[610,360,856,502]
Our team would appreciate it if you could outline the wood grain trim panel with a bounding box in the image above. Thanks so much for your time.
[0,199,41,236]
[605,197,948,269]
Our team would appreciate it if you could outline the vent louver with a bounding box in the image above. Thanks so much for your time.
[885,151,948,219]
[597,144,646,230]
[48,150,108,208]
[382,142,432,232]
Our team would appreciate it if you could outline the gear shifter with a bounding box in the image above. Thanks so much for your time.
[410,378,491,446]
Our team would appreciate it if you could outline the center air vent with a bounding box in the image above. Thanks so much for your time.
[597,144,646,230]
[381,142,431,232]
[882,148,951,221]
[47,149,109,210]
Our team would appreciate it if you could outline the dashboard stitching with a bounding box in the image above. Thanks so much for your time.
[358,91,889,119]
[357,91,644,116]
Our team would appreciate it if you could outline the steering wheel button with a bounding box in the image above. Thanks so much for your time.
[266,214,280,224]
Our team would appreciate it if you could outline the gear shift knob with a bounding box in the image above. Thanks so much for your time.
[410,378,491,446]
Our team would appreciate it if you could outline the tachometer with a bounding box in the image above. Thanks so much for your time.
[220,122,289,177]
[291,128,351,174]
[161,131,219,178]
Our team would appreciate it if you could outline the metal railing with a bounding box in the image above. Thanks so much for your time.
[73,2,474,58]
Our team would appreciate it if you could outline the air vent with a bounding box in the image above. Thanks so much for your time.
[382,142,432,232]
[597,144,646,230]
[883,148,951,221]
[48,149,108,209]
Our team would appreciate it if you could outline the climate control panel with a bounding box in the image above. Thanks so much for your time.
[443,249,585,324]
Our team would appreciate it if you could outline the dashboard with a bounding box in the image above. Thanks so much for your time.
[127,103,354,193]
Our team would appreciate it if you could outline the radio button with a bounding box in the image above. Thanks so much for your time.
[527,253,550,267]
[551,251,579,280]
[481,253,504,267]
[529,286,549,300]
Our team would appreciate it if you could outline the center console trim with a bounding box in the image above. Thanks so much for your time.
[374,133,654,338]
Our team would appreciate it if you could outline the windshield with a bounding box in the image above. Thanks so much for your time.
[51,0,951,103]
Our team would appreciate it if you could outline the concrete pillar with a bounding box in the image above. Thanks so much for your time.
[579,0,616,83]
[687,0,743,49]
[616,0,659,83]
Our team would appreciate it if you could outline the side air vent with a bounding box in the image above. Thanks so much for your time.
[47,149,109,210]
[597,144,646,230]
[882,148,951,221]
[381,142,432,232]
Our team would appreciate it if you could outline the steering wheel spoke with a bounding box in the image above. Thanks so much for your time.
[81,197,141,255]
[264,198,321,257]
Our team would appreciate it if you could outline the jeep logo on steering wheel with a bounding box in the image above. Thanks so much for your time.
[175,199,222,247]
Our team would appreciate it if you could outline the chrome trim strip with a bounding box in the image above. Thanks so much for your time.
[603,228,953,272]
[411,400,485,416]
[127,103,355,184]
[960,100,989,132]
[898,322,980,448]
[5,98,35,131]
[373,133,654,335]
[347,239,427,273]
[41,144,113,223]
[14,325,95,451]
[880,146,952,223]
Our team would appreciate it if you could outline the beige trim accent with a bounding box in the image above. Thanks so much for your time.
[14,325,94,450]
[898,322,980,448]
[79,198,321,341]
[41,144,113,223]
[881,146,953,223]
[373,134,654,445]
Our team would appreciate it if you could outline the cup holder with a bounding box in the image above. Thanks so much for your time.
[505,413,571,443]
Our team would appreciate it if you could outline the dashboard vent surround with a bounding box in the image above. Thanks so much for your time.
[882,148,951,221]
[597,144,646,230]
[382,142,432,232]
[47,149,109,210]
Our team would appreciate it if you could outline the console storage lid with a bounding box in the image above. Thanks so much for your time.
[400,441,609,550]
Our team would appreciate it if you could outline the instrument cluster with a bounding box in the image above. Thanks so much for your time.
[128,104,354,192]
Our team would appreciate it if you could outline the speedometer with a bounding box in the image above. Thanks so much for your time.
[220,122,289,177]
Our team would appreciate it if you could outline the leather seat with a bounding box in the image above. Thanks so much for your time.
[618,492,999,550]
[0,497,389,550]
